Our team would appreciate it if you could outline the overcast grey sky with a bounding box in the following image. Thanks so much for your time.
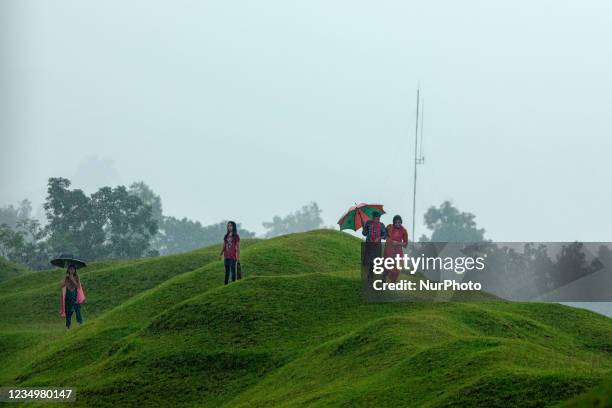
[2,0,611,239]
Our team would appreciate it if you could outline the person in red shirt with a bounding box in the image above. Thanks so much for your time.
[219,221,240,285]
[384,215,409,282]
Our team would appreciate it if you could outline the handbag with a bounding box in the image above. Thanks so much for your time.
[237,261,242,280]
[77,285,86,304]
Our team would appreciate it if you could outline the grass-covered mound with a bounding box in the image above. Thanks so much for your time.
[561,372,612,407]
[1,230,611,407]
[0,256,30,283]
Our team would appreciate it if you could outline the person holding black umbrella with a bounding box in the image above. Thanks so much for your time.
[52,254,86,329]
[61,265,83,328]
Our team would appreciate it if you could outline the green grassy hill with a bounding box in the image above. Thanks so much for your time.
[1,230,611,407]
[0,256,30,283]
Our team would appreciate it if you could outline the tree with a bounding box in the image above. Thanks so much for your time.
[262,202,323,238]
[0,199,33,230]
[0,199,49,269]
[0,219,50,270]
[128,181,163,224]
[420,201,486,242]
[157,218,254,255]
[0,224,25,260]
[553,242,595,287]
[44,178,158,260]
[127,181,257,255]
[44,178,104,260]
[92,185,159,258]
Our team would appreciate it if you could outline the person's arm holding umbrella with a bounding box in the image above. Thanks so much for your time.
[381,223,388,242]
[362,220,370,239]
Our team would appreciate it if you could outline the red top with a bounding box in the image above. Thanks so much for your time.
[223,234,240,260]
[385,224,408,258]
[370,221,382,242]
[386,225,408,250]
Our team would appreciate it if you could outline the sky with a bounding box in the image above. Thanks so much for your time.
[1,0,611,240]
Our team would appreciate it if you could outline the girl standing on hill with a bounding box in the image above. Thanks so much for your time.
[220,221,240,285]
[384,215,409,283]
[60,265,84,328]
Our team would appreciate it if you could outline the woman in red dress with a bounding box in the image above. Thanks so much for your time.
[384,215,409,283]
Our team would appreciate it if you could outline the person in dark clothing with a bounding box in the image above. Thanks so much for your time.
[61,264,83,328]
[219,221,241,285]
[362,212,387,288]
[362,212,387,242]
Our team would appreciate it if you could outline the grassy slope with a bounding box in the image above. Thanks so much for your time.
[561,372,612,407]
[0,256,30,283]
[1,230,611,407]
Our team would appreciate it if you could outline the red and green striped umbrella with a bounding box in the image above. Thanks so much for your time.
[338,203,385,231]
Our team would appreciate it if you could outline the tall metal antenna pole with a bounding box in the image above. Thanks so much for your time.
[412,88,420,238]
[419,99,425,158]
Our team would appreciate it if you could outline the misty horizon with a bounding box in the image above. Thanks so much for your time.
[2,1,611,240]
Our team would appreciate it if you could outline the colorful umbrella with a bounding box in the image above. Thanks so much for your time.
[338,203,385,231]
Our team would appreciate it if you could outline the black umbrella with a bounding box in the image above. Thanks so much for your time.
[50,254,87,269]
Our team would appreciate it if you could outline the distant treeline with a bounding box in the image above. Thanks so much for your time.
[2,178,490,271]
[0,178,324,269]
